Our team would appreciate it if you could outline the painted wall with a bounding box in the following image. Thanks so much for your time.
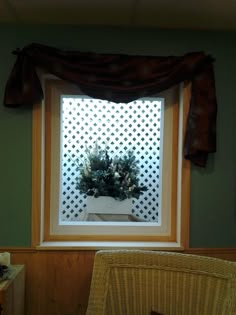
[0,25,235,247]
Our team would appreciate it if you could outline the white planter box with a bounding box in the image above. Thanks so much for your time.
[86,196,132,215]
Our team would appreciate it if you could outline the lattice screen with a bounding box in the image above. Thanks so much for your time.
[60,96,163,222]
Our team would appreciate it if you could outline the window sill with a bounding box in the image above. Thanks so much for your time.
[36,241,184,251]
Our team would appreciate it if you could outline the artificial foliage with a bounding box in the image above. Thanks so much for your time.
[76,145,147,200]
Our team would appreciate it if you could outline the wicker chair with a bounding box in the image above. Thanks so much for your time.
[86,250,236,315]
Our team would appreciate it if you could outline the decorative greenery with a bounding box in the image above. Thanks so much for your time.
[0,264,9,280]
[76,145,147,200]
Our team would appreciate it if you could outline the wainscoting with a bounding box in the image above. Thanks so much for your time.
[7,249,95,315]
[1,248,236,315]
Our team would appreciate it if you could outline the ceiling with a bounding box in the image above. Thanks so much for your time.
[0,0,236,31]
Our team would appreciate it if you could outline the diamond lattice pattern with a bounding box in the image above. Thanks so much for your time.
[60,96,163,222]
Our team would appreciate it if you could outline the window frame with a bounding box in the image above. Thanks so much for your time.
[31,79,190,249]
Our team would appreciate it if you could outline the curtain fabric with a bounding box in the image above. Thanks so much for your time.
[4,43,217,167]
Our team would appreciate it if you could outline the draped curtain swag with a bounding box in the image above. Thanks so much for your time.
[4,43,217,167]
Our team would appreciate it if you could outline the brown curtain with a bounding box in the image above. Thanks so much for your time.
[4,43,217,167]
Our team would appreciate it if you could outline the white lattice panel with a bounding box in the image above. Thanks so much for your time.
[60,96,163,222]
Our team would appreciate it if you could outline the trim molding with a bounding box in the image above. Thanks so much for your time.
[0,247,37,253]
[1,247,235,254]
[186,248,236,254]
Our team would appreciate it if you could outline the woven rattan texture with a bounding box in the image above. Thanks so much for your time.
[86,250,236,315]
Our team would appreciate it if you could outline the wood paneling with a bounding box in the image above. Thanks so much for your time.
[1,248,235,315]
[186,248,236,261]
[9,250,95,315]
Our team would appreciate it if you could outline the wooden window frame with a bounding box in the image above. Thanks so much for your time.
[31,79,190,249]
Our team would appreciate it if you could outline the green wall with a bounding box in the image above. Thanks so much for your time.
[0,25,235,247]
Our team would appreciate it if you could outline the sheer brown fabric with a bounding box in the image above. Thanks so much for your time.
[4,43,217,167]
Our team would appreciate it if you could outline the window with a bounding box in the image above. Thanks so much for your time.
[60,96,162,223]
[32,79,190,249]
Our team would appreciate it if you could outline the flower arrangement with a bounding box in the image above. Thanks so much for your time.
[76,145,147,201]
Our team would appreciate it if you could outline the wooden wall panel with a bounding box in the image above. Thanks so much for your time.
[1,248,235,315]
[186,248,236,261]
[10,250,95,315]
